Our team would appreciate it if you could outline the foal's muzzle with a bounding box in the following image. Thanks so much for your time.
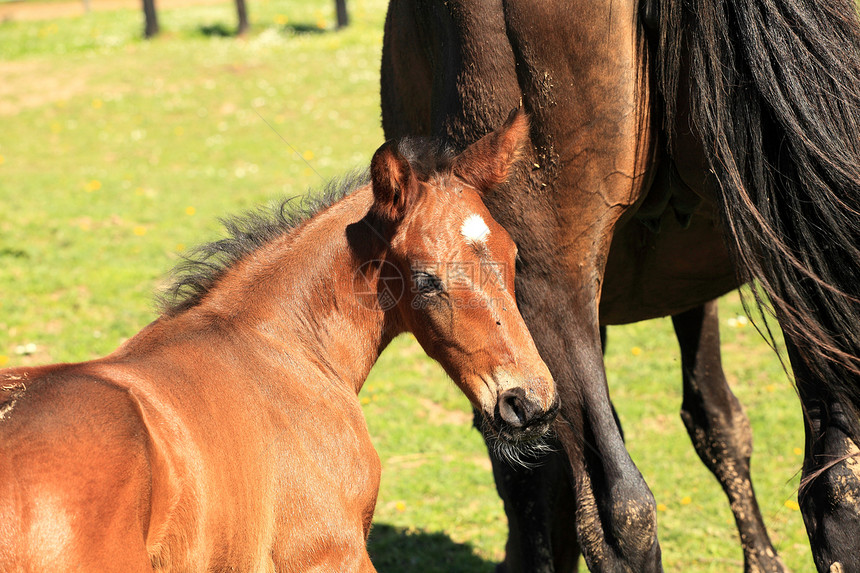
[492,387,559,444]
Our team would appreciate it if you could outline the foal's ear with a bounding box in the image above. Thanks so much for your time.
[370,140,417,223]
[453,108,530,192]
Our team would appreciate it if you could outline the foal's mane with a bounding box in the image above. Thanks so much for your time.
[159,138,454,317]
[158,171,367,316]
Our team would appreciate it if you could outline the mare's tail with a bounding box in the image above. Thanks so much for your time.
[655,0,860,435]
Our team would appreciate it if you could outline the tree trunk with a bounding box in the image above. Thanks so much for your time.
[142,0,159,38]
[236,0,249,36]
[335,0,348,29]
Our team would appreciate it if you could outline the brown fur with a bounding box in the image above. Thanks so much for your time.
[0,118,557,572]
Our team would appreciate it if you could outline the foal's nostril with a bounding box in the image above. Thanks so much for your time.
[498,388,535,428]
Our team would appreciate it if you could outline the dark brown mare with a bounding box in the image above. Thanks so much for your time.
[0,117,559,571]
[381,0,860,571]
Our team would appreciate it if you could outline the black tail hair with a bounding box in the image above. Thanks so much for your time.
[655,0,860,436]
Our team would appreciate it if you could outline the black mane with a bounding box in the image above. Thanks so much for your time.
[158,170,368,316]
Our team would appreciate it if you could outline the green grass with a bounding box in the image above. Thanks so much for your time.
[0,2,812,570]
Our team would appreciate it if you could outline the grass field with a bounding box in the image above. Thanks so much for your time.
[0,1,813,570]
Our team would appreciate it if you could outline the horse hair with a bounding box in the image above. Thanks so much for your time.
[656,0,860,438]
[393,136,456,180]
[157,171,367,316]
[158,137,456,316]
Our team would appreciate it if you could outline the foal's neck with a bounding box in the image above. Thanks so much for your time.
[199,186,400,394]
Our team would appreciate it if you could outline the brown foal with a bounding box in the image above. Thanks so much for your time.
[0,111,556,572]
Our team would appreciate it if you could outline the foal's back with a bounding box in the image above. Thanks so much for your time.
[0,362,154,571]
[0,321,379,572]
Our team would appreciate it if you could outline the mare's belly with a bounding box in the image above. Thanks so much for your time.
[599,210,739,325]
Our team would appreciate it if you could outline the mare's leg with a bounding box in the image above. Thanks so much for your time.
[511,278,661,573]
[483,327,631,573]
[601,326,625,443]
[484,282,661,573]
[789,339,860,573]
[486,326,642,573]
[672,301,786,572]
[494,0,662,567]
[479,415,579,573]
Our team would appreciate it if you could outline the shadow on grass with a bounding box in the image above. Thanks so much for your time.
[195,22,336,39]
[280,23,327,35]
[368,523,497,573]
[198,23,235,37]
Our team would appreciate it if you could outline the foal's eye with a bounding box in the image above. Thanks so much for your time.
[413,271,444,295]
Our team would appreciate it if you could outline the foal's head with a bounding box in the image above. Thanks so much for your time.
[365,111,558,447]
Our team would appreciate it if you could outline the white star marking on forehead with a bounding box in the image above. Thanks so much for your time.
[461,214,491,244]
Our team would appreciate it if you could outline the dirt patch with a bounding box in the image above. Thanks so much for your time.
[0,0,227,23]
[385,452,432,470]
[470,455,492,472]
[0,59,93,115]
[418,398,473,427]
[639,412,676,435]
